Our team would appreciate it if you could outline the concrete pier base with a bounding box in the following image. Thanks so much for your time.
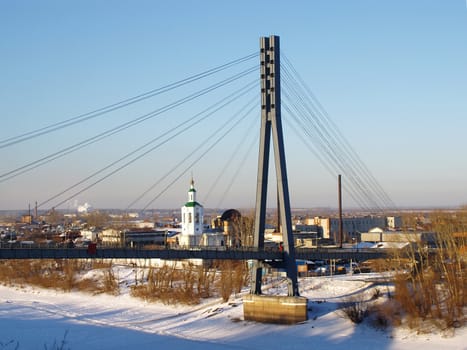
[243,294,308,324]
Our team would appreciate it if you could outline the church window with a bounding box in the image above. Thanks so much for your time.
[188,213,192,223]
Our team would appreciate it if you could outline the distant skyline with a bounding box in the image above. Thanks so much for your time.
[1,1,467,211]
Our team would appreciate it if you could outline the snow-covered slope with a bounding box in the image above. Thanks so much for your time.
[0,268,465,350]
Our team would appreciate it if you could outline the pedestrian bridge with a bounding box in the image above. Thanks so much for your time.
[0,246,388,261]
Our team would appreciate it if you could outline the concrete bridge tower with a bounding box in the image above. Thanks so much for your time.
[243,35,307,324]
[250,35,299,297]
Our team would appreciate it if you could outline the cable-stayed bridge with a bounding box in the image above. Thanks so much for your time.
[0,40,394,213]
[0,36,395,302]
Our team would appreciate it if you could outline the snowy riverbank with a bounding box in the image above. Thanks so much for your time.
[0,269,465,350]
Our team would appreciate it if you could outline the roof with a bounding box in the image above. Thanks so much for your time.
[372,241,410,249]
[220,209,241,221]
[184,201,203,208]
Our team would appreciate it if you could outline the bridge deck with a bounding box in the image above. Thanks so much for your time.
[0,247,387,261]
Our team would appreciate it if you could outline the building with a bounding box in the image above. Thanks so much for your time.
[21,214,33,224]
[211,209,243,247]
[122,230,166,247]
[180,178,204,246]
[101,228,121,246]
[307,215,401,242]
[361,227,436,246]
[386,216,403,229]
[80,229,99,242]
[100,228,166,247]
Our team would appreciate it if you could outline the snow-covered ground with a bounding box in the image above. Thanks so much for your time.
[0,266,465,350]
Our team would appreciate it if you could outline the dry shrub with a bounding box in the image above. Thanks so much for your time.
[339,295,369,324]
[131,262,200,305]
[216,260,249,302]
[101,268,119,295]
[341,294,403,328]
[342,223,465,331]
[233,261,250,293]
[75,277,99,293]
[391,213,466,330]
[0,259,118,295]
[217,261,234,302]
[369,299,403,330]
[174,262,199,304]
[131,260,250,305]
[196,263,216,298]
[91,259,113,269]
[371,288,382,300]
[0,259,76,291]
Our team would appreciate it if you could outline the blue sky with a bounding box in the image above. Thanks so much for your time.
[1,1,467,211]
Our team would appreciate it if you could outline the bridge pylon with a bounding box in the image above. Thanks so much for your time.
[251,35,299,297]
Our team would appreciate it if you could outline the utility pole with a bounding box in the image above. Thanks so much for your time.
[251,35,299,297]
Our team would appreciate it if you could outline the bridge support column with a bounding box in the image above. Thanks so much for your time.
[243,294,308,324]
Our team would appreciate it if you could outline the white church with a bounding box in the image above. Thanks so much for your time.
[179,178,224,247]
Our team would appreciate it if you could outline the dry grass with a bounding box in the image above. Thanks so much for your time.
[131,260,250,305]
[0,259,118,295]
[0,258,251,305]
[131,262,202,305]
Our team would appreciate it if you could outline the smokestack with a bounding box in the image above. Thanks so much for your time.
[338,174,343,248]
[277,185,281,232]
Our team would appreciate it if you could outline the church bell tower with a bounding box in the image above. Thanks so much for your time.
[181,178,204,237]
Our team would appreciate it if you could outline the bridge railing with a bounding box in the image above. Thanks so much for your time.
[0,241,281,252]
[0,245,282,260]
[0,242,391,261]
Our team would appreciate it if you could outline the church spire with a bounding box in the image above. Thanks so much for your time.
[188,177,196,203]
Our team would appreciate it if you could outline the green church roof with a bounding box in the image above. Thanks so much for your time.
[184,201,203,208]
